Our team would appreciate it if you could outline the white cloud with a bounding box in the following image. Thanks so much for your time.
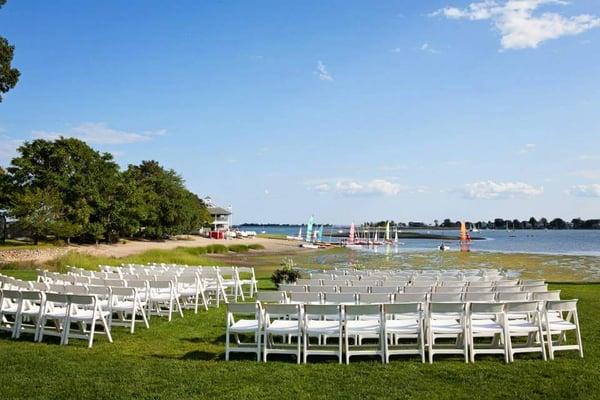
[462,180,544,199]
[316,61,333,81]
[568,184,600,198]
[518,143,536,154]
[572,170,600,180]
[312,179,405,196]
[389,47,402,53]
[32,123,165,145]
[420,42,440,53]
[431,0,600,49]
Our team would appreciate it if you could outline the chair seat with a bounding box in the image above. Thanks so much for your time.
[430,313,462,320]
[148,294,173,301]
[305,320,340,335]
[545,320,577,331]
[42,308,68,318]
[470,319,503,333]
[385,319,419,333]
[69,310,110,321]
[230,319,259,332]
[179,289,198,296]
[21,306,42,315]
[1,306,19,314]
[346,319,381,334]
[111,300,141,311]
[430,320,464,333]
[507,320,539,333]
[266,320,300,334]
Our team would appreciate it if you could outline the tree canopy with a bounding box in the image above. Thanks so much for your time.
[0,1,20,102]
[2,138,210,243]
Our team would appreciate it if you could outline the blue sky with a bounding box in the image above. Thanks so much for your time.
[1,0,599,224]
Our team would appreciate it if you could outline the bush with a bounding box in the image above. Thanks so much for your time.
[247,243,265,250]
[205,244,228,254]
[271,258,301,288]
[228,244,249,253]
[179,246,208,256]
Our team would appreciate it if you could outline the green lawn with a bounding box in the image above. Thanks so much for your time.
[0,270,598,399]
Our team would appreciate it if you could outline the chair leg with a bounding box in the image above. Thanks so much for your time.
[225,330,230,361]
[88,319,97,348]
[303,332,308,364]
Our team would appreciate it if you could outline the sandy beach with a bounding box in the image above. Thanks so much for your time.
[0,236,315,264]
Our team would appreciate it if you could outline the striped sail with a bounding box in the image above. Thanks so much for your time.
[305,216,314,242]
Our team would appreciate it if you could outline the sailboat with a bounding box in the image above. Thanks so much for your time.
[346,222,363,249]
[300,216,319,248]
[372,229,383,246]
[286,225,303,241]
[470,222,480,233]
[384,221,393,244]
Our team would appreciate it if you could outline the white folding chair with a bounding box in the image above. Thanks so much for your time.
[263,303,302,363]
[147,280,183,321]
[383,302,425,363]
[63,295,113,348]
[289,292,321,305]
[256,291,287,304]
[109,287,149,333]
[225,302,262,361]
[303,304,342,363]
[38,293,69,344]
[177,274,208,313]
[13,290,45,340]
[0,289,21,338]
[343,304,384,364]
[505,301,546,362]
[427,302,468,363]
[237,267,258,298]
[468,302,508,363]
[544,300,583,360]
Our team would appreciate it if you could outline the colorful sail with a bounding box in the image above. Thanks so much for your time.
[348,223,355,243]
[460,221,471,252]
[305,216,314,242]
[317,225,324,242]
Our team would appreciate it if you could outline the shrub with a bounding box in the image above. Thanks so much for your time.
[271,258,301,288]
[205,244,228,254]
[247,243,265,250]
[228,244,249,253]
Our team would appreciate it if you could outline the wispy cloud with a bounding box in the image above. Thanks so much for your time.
[389,47,402,53]
[518,143,536,154]
[568,184,600,198]
[420,42,440,53]
[311,179,405,197]
[461,180,544,199]
[316,61,333,81]
[430,0,600,50]
[572,170,600,180]
[32,123,166,145]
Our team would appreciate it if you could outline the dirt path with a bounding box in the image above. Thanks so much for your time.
[0,236,316,264]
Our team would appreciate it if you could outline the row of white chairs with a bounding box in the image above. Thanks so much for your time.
[259,290,561,305]
[225,300,583,364]
[280,284,549,295]
[295,278,542,287]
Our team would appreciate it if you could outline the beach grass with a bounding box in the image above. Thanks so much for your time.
[0,272,597,399]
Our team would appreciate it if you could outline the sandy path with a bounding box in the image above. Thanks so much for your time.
[0,236,313,263]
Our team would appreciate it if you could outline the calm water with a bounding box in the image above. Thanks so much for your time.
[241,226,600,256]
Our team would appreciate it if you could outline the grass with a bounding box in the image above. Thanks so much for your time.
[0,272,598,399]
[0,239,61,251]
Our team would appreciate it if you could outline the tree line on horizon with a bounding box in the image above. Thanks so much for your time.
[0,138,211,244]
[363,218,600,230]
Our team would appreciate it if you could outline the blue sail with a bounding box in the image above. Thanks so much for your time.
[317,225,324,242]
[305,216,314,242]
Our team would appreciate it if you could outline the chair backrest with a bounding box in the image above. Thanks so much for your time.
[45,292,69,304]
[29,282,49,291]
[289,292,321,304]
[296,278,321,286]
[344,304,381,317]
[48,284,67,293]
[545,299,578,312]
[429,302,466,315]
[227,302,260,315]
[149,280,172,289]
[339,285,369,294]
[434,286,464,293]
[357,293,390,304]
[104,279,126,287]
[371,286,399,294]
[69,295,96,306]
[470,302,504,314]
[532,290,561,301]
[465,286,493,293]
[127,280,149,289]
[324,293,356,304]
[505,301,539,313]
[283,285,307,293]
[310,273,332,280]
[394,293,427,303]
[495,286,522,293]
[64,285,88,295]
[317,285,338,293]
[256,291,287,304]
[497,292,529,302]
[383,302,420,315]
[521,279,545,286]
[430,293,463,302]
[1,289,21,303]
[110,287,137,298]
[87,285,111,297]
[464,292,496,302]
[523,284,548,293]
[495,279,519,286]
[20,290,43,301]
[304,304,339,317]
[468,281,493,288]
[403,286,431,294]
[264,303,301,320]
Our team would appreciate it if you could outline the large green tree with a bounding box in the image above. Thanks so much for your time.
[123,160,209,238]
[6,138,121,242]
[0,1,20,102]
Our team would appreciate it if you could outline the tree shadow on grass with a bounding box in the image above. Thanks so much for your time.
[180,334,226,345]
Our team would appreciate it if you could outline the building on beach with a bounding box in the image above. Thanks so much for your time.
[204,197,232,234]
